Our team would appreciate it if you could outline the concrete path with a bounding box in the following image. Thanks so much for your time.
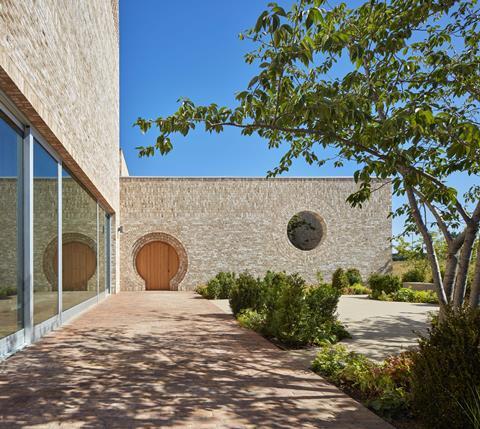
[212,295,438,365]
[0,292,391,428]
[337,295,437,360]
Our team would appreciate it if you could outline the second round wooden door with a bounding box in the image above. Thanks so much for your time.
[135,241,179,290]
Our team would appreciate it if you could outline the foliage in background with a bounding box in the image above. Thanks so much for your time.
[345,268,363,286]
[0,287,17,300]
[402,267,426,283]
[195,272,237,299]
[368,273,402,299]
[135,0,480,310]
[331,268,349,292]
[411,307,480,429]
[342,283,371,295]
[377,287,438,304]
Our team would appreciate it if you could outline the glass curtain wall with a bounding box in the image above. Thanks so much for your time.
[98,209,108,294]
[0,115,23,339]
[62,170,98,311]
[0,108,111,346]
[33,141,59,325]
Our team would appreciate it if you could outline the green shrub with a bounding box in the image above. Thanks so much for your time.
[346,268,363,285]
[265,273,310,346]
[312,345,413,419]
[305,284,348,344]
[237,309,265,332]
[412,290,437,304]
[230,271,347,348]
[229,272,263,316]
[211,271,236,299]
[402,268,426,283]
[376,287,438,304]
[197,272,237,299]
[195,284,210,298]
[312,343,352,380]
[392,287,416,302]
[411,307,480,429]
[368,273,401,299]
[332,268,349,291]
[459,385,480,429]
[343,283,371,295]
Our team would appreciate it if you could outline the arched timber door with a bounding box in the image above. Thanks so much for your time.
[53,241,96,291]
[135,241,179,290]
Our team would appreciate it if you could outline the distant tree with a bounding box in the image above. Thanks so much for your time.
[135,0,480,310]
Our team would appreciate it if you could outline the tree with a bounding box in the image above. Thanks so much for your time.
[135,0,480,309]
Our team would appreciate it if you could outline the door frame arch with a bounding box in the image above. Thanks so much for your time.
[131,232,188,291]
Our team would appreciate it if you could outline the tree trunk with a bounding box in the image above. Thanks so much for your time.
[443,251,458,303]
[453,225,478,308]
[469,243,480,308]
[406,187,448,306]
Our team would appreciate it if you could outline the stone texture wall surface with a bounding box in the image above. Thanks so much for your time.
[0,178,112,293]
[120,178,392,291]
[0,0,120,214]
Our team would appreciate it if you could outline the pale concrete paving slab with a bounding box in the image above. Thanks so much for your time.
[0,292,392,428]
[212,295,438,365]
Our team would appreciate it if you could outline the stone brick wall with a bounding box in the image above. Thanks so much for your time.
[0,0,120,214]
[0,178,104,293]
[119,178,392,291]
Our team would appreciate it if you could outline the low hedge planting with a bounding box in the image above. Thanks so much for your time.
[332,268,349,291]
[313,308,480,428]
[368,273,402,299]
[312,344,413,419]
[230,271,349,347]
[401,267,426,283]
[196,271,236,299]
[229,272,264,316]
[372,287,438,304]
[342,283,371,295]
[345,268,363,286]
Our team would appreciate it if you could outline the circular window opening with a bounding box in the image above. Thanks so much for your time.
[287,211,324,251]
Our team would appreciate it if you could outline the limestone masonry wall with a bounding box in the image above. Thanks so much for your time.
[0,0,120,213]
[120,178,392,291]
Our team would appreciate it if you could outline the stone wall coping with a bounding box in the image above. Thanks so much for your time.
[121,176,390,182]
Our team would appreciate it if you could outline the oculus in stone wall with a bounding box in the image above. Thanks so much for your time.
[287,211,325,251]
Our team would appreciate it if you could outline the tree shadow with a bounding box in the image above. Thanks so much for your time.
[0,293,391,428]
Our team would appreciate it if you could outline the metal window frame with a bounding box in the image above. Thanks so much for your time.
[29,131,62,336]
[0,98,112,358]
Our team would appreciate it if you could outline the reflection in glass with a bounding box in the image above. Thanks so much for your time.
[33,140,58,325]
[0,116,23,338]
[62,170,97,311]
[98,209,107,294]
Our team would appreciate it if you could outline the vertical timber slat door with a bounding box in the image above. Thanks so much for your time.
[53,242,96,291]
[136,241,179,290]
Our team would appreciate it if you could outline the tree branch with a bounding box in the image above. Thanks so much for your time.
[405,186,448,306]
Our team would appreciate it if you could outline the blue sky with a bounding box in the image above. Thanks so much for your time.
[119,0,478,239]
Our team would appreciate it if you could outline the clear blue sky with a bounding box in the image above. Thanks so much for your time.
[119,0,478,239]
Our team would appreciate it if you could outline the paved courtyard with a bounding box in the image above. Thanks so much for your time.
[0,292,391,428]
[214,295,438,365]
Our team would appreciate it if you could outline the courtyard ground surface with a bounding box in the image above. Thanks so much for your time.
[213,295,438,364]
[0,292,392,428]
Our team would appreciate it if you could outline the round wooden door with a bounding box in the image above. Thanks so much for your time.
[136,241,179,290]
[54,241,97,291]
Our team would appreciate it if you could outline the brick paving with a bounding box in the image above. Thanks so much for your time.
[0,292,393,428]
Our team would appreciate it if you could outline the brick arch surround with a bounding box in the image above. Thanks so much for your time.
[43,233,97,290]
[131,232,188,291]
